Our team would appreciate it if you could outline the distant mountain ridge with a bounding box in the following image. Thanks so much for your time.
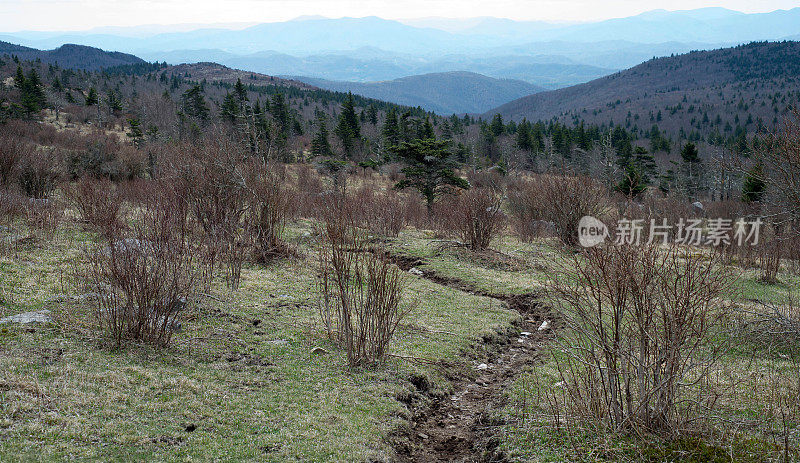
[0,41,144,71]
[3,8,800,88]
[291,71,545,114]
[486,41,800,137]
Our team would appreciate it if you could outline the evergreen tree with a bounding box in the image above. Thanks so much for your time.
[382,108,401,150]
[392,139,469,211]
[220,92,239,123]
[126,117,144,147]
[417,117,435,140]
[311,115,333,156]
[490,113,505,137]
[617,164,647,197]
[19,68,47,116]
[742,163,766,202]
[338,93,361,138]
[335,93,361,157]
[180,85,209,121]
[269,92,289,133]
[85,87,99,106]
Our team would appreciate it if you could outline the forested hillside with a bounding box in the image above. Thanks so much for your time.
[0,41,145,71]
[489,41,800,143]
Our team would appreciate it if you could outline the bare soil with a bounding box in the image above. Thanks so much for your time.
[380,249,554,462]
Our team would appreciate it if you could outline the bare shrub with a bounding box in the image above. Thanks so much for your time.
[0,189,26,221]
[507,174,608,245]
[65,176,123,238]
[0,135,30,188]
[353,185,407,238]
[84,186,201,347]
[435,187,505,250]
[17,149,60,199]
[23,197,64,236]
[547,244,732,435]
[243,161,296,263]
[317,199,408,367]
[758,221,786,284]
[755,108,800,223]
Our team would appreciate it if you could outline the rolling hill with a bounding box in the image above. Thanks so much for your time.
[486,41,800,138]
[0,41,144,71]
[288,71,545,114]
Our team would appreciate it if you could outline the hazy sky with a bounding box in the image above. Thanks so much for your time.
[2,0,799,31]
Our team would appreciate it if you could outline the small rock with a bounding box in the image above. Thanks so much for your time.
[476,363,488,370]
[267,339,289,345]
[418,433,429,440]
[408,267,424,276]
[310,346,329,355]
[0,310,52,325]
[518,338,524,343]
[520,331,531,337]
[538,320,550,332]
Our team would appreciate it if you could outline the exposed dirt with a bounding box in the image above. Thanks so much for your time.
[377,249,555,462]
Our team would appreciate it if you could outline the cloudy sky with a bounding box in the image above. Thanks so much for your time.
[2,0,799,31]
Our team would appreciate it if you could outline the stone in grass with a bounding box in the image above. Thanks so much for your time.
[476,363,489,370]
[538,320,550,332]
[0,310,52,325]
[408,267,424,276]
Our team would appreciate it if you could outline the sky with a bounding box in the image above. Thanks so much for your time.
[2,0,799,31]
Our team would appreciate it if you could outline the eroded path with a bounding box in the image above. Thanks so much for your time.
[379,251,554,462]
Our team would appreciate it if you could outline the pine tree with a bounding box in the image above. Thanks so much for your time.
[85,87,99,106]
[20,68,47,116]
[490,114,505,137]
[417,117,435,140]
[338,93,361,138]
[180,85,209,121]
[382,108,400,148]
[221,92,239,123]
[392,139,469,211]
[335,93,361,157]
[311,115,333,157]
[742,163,766,202]
[126,117,144,147]
[269,93,289,134]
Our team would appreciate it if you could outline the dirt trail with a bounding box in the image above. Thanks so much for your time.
[379,250,553,462]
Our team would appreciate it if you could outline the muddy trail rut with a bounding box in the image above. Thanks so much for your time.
[377,250,555,463]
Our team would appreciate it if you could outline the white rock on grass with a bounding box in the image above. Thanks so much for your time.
[538,320,550,332]
[408,267,424,276]
[476,363,489,370]
[0,310,52,325]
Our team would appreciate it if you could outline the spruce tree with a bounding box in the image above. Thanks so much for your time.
[311,116,333,157]
[85,87,99,106]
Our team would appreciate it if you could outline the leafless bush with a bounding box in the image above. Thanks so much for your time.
[755,108,800,224]
[17,149,60,199]
[758,222,786,284]
[353,185,407,238]
[83,186,202,347]
[547,244,732,435]
[507,174,609,245]
[0,189,26,221]
[243,161,296,263]
[435,187,505,250]
[65,176,123,238]
[23,197,64,236]
[317,199,409,367]
[0,135,31,188]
